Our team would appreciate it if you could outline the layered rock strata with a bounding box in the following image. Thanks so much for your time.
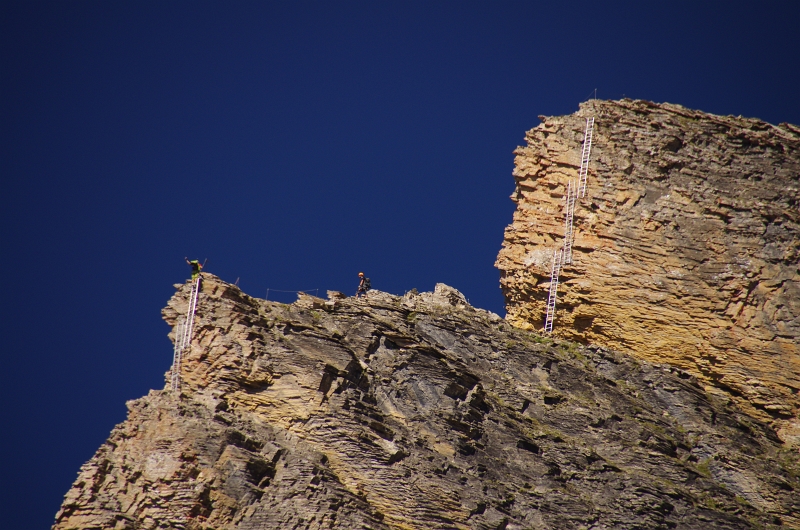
[55,275,800,529]
[496,99,800,444]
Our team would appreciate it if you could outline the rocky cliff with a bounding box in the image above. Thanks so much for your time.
[496,99,800,446]
[55,276,800,529]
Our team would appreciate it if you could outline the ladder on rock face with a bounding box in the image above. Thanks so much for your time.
[543,114,595,332]
[170,278,201,392]
[563,180,577,265]
[544,249,563,333]
[578,117,595,198]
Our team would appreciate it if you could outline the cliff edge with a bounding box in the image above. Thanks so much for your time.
[54,276,800,529]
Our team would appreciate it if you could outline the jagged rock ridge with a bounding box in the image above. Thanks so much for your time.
[496,99,800,445]
[55,276,800,529]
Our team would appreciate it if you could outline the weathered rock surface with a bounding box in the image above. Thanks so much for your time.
[55,275,800,529]
[496,99,800,444]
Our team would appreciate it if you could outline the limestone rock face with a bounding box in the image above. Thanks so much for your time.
[54,275,800,529]
[496,99,800,444]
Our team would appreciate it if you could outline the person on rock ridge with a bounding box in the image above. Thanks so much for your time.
[356,272,371,299]
[185,257,203,280]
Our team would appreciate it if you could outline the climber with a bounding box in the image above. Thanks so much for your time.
[185,257,203,280]
[356,272,371,299]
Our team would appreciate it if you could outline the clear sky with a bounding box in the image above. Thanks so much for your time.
[2,1,798,527]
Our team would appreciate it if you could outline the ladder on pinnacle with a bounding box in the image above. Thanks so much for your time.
[563,180,577,265]
[170,278,201,392]
[578,117,595,198]
[542,115,595,332]
[543,249,563,333]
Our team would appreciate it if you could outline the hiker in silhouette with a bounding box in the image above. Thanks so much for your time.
[356,272,371,299]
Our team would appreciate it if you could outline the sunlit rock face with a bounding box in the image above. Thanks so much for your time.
[496,99,800,444]
[54,276,800,529]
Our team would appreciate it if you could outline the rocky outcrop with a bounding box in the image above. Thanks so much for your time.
[54,276,800,529]
[496,99,800,445]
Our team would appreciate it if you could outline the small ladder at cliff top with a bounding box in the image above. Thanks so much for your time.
[544,248,563,333]
[578,117,595,198]
[563,179,577,265]
[170,277,201,392]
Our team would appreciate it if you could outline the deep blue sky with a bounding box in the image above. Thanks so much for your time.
[2,2,798,527]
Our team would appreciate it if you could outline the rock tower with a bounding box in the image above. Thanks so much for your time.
[496,99,800,444]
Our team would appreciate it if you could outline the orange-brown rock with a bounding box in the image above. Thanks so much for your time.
[496,99,800,444]
[53,276,800,529]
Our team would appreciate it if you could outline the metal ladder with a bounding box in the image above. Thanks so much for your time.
[578,117,595,198]
[543,249,563,333]
[563,179,577,265]
[170,277,201,392]
[171,315,189,393]
[543,115,595,332]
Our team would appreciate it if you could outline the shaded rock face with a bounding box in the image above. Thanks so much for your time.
[55,276,800,529]
[495,99,800,444]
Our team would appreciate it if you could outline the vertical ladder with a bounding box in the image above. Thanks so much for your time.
[170,318,185,392]
[170,277,201,393]
[544,249,563,333]
[563,179,577,265]
[578,117,595,198]
[541,114,595,333]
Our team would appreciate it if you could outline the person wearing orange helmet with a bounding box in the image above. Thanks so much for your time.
[356,272,371,299]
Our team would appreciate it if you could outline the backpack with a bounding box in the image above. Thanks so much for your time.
[364,277,371,290]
